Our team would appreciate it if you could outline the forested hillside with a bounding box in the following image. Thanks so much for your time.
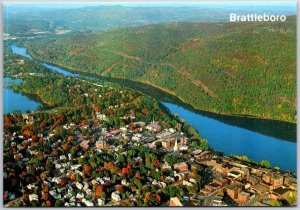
[25,16,296,123]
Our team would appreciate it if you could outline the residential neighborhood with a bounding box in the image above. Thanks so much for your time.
[3,112,297,207]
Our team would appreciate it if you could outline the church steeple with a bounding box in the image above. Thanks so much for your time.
[174,137,179,152]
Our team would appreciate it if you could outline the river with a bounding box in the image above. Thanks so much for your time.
[3,77,42,114]
[8,44,297,172]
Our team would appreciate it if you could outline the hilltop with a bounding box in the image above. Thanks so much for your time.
[24,17,296,123]
[4,3,295,36]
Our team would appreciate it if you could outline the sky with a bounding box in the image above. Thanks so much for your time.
[4,1,297,8]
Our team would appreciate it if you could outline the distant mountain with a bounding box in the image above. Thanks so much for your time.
[25,16,296,123]
[3,3,296,35]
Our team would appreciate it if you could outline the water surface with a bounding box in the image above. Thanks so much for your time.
[162,102,296,172]
[9,44,297,172]
[3,77,41,114]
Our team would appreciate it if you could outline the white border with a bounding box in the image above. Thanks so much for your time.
[0,0,299,209]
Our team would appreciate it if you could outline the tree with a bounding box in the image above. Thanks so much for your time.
[162,186,184,199]
[45,200,52,207]
[117,154,126,165]
[286,191,297,205]
[83,164,91,177]
[42,182,49,192]
[92,171,99,178]
[121,167,129,176]
[95,184,104,198]
[104,162,118,173]
[152,160,160,168]
[41,192,49,201]
[115,185,124,193]
[134,171,142,180]
[60,177,67,186]
[145,157,151,168]
[260,160,271,168]
[271,200,282,206]
[274,166,280,171]
[133,178,143,191]
[55,199,64,207]
[68,172,76,181]
[143,192,161,205]
[50,150,58,157]
[62,143,70,151]
[154,194,161,204]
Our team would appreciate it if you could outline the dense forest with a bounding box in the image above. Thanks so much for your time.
[24,17,297,123]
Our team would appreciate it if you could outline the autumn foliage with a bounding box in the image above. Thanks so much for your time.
[95,184,104,198]
[83,164,91,177]
[152,160,160,168]
[104,162,118,173]
[144,192,161,205]
[50,150,58,157]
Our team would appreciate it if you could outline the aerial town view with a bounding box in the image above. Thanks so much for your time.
[2,1,297,207]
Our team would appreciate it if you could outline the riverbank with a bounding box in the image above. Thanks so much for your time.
[4,77,52,111]
[9,84,52,110]
[9,44,297,171]
[25,46,297,125]
[11,45,297,142]
[5,73,293,174]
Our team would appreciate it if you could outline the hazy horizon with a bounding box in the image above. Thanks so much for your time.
[4,1,297,9]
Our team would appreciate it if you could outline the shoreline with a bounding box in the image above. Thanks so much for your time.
[4,64,296,173]
[4,80,295,174]
[25,47,296,125]
[4,77,53,111]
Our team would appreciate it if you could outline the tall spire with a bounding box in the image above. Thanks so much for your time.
[174,137,179,152]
